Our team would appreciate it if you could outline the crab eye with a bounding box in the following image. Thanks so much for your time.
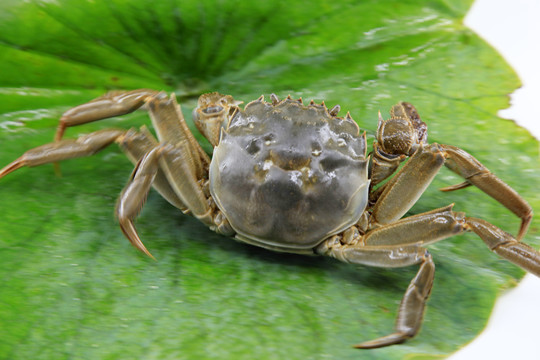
[202,105,224,114]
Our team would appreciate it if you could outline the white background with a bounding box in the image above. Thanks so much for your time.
[449,0,540,359]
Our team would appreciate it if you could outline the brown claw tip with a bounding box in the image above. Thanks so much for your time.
[0,159,24,179]
[439,181,471,192]
[352,333,409,349]
[119,219,156,260]
[144,250,157,261]
[352,340,380,349]
[353,342,381,350]
[133,240,156,260]
[132,236,156,260]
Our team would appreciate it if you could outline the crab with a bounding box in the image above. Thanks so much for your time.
[1,90,539,348]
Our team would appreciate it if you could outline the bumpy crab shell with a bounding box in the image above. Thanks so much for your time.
[210,96,370,253]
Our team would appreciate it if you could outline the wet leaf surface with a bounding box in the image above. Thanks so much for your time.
[0,1,538,359]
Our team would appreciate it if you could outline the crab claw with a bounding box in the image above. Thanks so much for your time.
[376,102,427,157]
[193,92,241,146]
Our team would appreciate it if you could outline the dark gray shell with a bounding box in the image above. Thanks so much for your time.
[209,96,369,253]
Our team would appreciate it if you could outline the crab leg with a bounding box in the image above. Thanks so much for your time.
[0,127,211,256]
[0,127,184,213]
[366,205,540,276]
[316,239,434,348]
[118,127,188,212]
[364,205,464,247]
[466,217,540,276]
[116,147,161,259]
[316,207,458,348]
[55,89,161,141]
[371,143,533,241]
[2,91,218,257]
[0,129,127,178]
[318,203,540,348]
[439,144,533,240]
[371,143,444,225]
[146,93,210,179]
[158,142,211,224]
[356,252,435,349]
[145,94,212,225]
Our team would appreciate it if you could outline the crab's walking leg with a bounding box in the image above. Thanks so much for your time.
[439,144,533,240]
[0,126,187,212]
[371,143,533,241]
[116,147,161,259]
[318,244,435,349]
[145,94,213,225]
[356,252,435,349]
[316,206,461,348]
[317,245,434,349]
[0,127,194,258]
[466,217,540,276]
[318,204,540,348]
[370,143,539,274]
[51,89,162,175]
[119,127,188,212]
[147,93,210,177]
[2,91,225,258]
[371,143,444,225]
[0,129,127,178]
[55,89,161,141]
[367,205,540,275]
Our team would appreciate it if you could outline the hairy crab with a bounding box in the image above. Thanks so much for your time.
[1,90,538,348]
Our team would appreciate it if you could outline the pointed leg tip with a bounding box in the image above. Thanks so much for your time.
[0,159,24,179]
[141,247,156,261]
[353,333,409,349]
[131,236,156,261]
[119,218,156,260]
[129,234,156,260]
[353,341,385,350]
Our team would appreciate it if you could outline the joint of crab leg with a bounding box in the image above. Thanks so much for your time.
[465,217,540,277]
[195,207,215,227]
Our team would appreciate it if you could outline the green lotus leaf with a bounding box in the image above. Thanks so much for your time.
[0,0,538,359]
